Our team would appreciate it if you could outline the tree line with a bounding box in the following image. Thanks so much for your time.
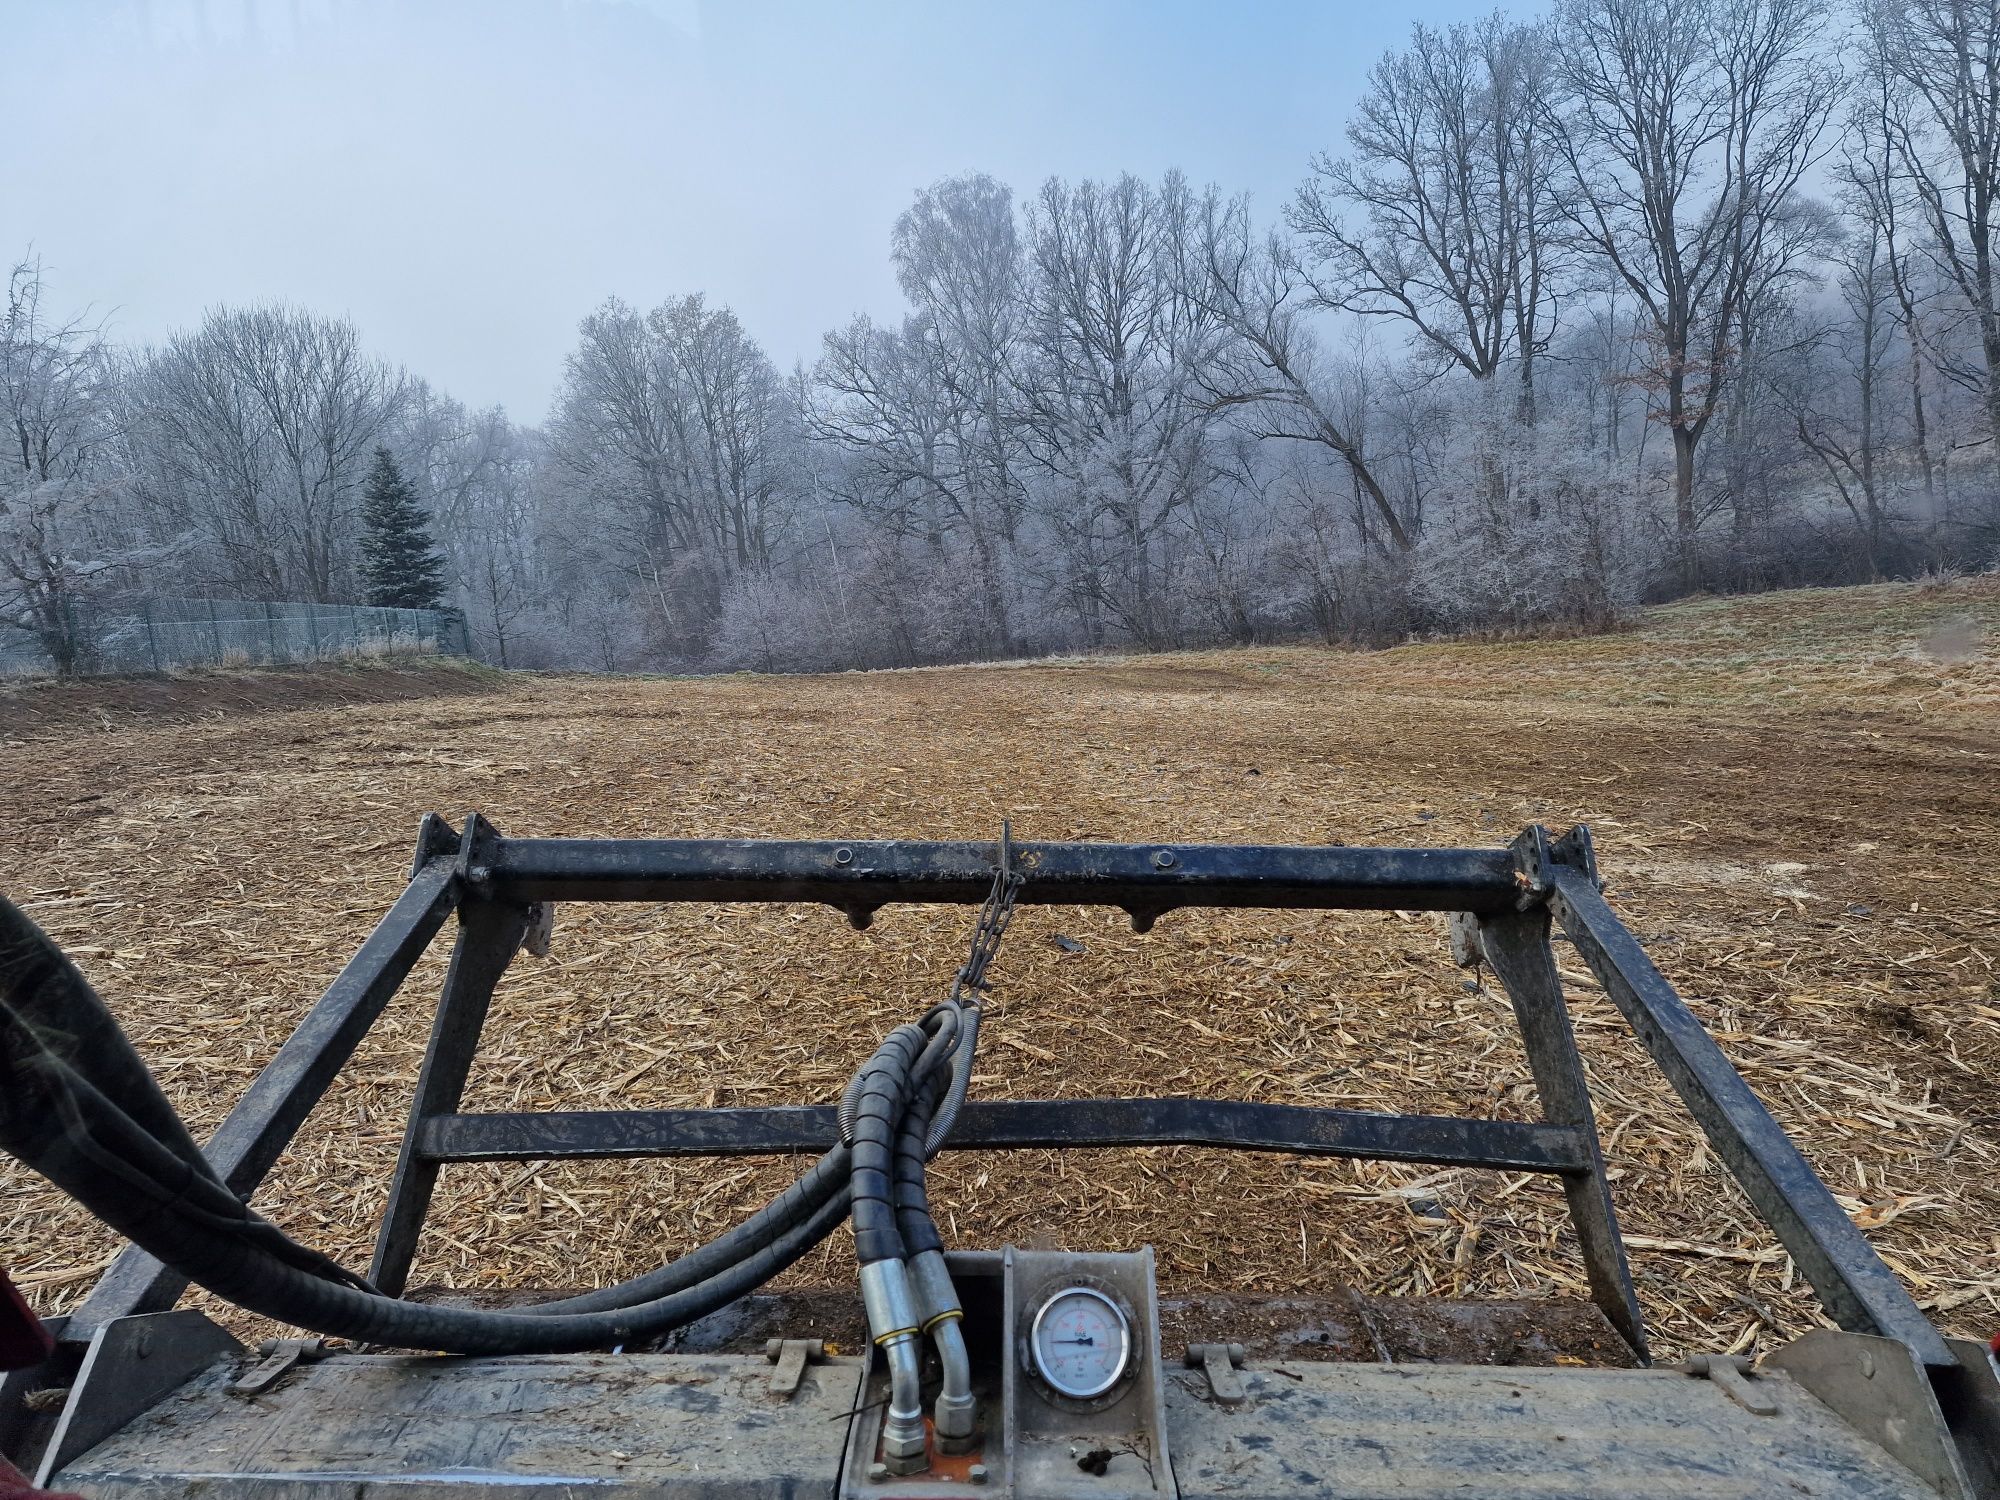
[6,0,1999,676]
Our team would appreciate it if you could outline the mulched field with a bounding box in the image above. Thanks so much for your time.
[4,577,1997,1362]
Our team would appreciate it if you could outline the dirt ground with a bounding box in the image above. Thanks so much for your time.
[3,578,1997,1363]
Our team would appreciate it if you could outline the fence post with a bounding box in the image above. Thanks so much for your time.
[305,603,321,658]
[63,596,82,677]
[142,599,161,673]
[208,598,224,658]
[265,600,281,663]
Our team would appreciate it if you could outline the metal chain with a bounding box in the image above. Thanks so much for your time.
[948,820,1023,1008]
[836,823,1025,1148]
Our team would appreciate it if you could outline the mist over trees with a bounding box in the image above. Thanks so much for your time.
[7,0,2000,677]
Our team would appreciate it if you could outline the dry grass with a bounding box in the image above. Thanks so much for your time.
[3,577,1998,1362]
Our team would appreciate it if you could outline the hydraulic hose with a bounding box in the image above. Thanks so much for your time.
[892,1074,945,1259]
[0,871,1002,1357]
[846,1022,928,1267]
[894,1074,977,1447]
[551,1000,964,1316]
[519,1145,850,1315]
[0,895,890,1353]
[0,912,862,1351]
[0,895,851,1323]
[927,1001,979,1155]
[21,1077,851,1355]
[0,899,218,1181]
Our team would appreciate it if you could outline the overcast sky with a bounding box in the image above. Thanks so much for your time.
[7,0,1523,420]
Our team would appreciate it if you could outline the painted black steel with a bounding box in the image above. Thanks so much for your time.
[368,897,532,1297]
[54,814,1947,1376]
[63,859,462,1340]
[485,837,1523,914]
[414,1100,1593,1174]
[1547,866,1952,1368]
[1478,908,1649,1359]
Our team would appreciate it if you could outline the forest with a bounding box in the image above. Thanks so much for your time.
[5,0,1999,675]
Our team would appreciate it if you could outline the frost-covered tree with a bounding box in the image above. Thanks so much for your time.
[547,294,793,657]
[0,260,130,675]
[1547,0,1839,542]
[123,305,402,601]
[1017,171,1232,646]
[1292,13,1563,412]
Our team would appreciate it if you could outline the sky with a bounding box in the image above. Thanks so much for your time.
[5,0,1530,420]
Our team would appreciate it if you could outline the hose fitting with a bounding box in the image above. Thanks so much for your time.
[910,1247,976,1451]
[860,1258,928,1474]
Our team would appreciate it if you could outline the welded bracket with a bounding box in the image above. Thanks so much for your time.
[455,811,505,897]
[1764,1329,1973,1499]
[1185,1343,1248,1405]
[1448,910,1485,967]
[229,1337,330,1397]
[36,1310,240,1486]
[1681,1353,1777,1416]
[764,1338,825,1398]
[408,811,460,880]
[1509,823,1599,909]
[522,901,555,958]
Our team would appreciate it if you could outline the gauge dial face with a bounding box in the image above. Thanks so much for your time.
[1029,1286,1131,1400]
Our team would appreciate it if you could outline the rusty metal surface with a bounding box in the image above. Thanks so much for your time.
[1163,1360,1945,1499]
[53,1350,863,1499]
[47,1337,1960,1500]
[1159,1292,1641,1370]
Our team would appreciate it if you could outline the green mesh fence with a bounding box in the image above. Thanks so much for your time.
[0,597,471,677]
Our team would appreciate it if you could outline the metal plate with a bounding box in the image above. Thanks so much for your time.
[53,1351,863,1499]
[1164,1361,1945,1499]
[35,1311,242,1486]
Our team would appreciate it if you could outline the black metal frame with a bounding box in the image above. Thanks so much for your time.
[62,815,1951,1369]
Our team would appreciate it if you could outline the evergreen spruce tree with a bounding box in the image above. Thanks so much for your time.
[358,448,447,610]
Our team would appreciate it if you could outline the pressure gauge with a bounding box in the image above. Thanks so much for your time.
[1027,1284,1132,1401]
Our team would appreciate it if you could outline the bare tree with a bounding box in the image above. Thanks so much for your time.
[0,260,129,673]
[1865,0,2000,465]
[810,312,1020,649]
[891,173,1029,543]
[126,305,403,601]
[1017,171,1230,646]
[548,294,793,655]
[1291,13,1564,415]
[1188,193,1412,548]
[1548,0,1838,541]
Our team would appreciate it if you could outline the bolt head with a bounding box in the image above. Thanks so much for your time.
[882,1429,928,1462]
[867,1461,890,1482]
[969,1463,991,1485]
[882,1447,929,1476]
